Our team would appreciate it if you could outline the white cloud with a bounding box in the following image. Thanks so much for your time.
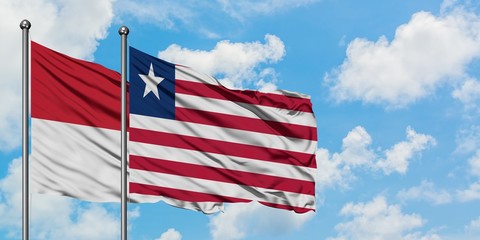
[209,202,314,240]
[6,0,115,60]
[115,0,195,30]
[403,232,442,240]
[49,204,119,240]
[158,34,285,89]
[126,206,141,232]
[437,216,480,240]
[316,148,354,190]
[0,158,119,239]
[375,127,436,175]
[455,125,480,154]
[254,68,280,92]
[217,0,319,21]
[127,206,140,219]
[468,150,480,177]
[0,0,115,151]
[397,180,452,205]
[456,147,480,202]
[328,196,431,240]
[0,158,23,232]
[116,1,318,38]
[457,182,480,202]
[465,216,480,233]
[452,78,480,111]
[340,126,376,167]
[326,8,480,108]
[440,0,460,13]
[155,228,182,240]
[317,126,436,190]
[316,126,375,190]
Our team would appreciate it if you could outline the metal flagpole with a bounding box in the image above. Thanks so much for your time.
[119,25,129,240]
[20,19,31,240]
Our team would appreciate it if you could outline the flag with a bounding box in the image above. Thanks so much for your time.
[31,41,122,201]
[128,47,317,213]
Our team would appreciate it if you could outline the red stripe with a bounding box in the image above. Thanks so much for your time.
[130,182,251,203]
[176,107,317,141]
[31,41,125,130]
[176,80,313,113]
[259,201,314,213]
[130,128,317,168]
[130,155,315,195]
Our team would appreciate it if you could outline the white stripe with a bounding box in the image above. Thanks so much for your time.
[176,93,316,127]
[31,118,121,202]
[130,169,315,209]
[175,65,312,99]
[129,193,224,214]
[175,65,218,85]
[129,141,316,182]
[130,114,316,154]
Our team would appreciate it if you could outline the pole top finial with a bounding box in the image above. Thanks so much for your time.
[119,26,129,36]
[19,19,31,30]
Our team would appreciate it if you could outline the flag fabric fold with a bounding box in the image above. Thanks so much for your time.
[30,42,318,213]
[128,47,317,213]
[31,41,123,202]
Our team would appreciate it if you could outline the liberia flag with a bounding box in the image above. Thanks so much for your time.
[31,41,123,202]
[128,47,317,213]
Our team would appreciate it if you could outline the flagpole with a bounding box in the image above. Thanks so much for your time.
[20,19,31,240]
[119,25,129,240]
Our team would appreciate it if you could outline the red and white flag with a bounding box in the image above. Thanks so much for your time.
[30,42,318,213]
[128,47,317,213]
[31,41,123,202]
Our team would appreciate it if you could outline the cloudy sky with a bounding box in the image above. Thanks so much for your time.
[1,0,480,239]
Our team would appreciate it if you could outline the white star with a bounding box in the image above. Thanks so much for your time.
[139,63,164,99]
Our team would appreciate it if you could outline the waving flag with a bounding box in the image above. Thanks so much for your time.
[31,41,122,201]
[129,47,317,213]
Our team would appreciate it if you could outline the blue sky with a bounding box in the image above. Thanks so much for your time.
[1,0,480,239]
